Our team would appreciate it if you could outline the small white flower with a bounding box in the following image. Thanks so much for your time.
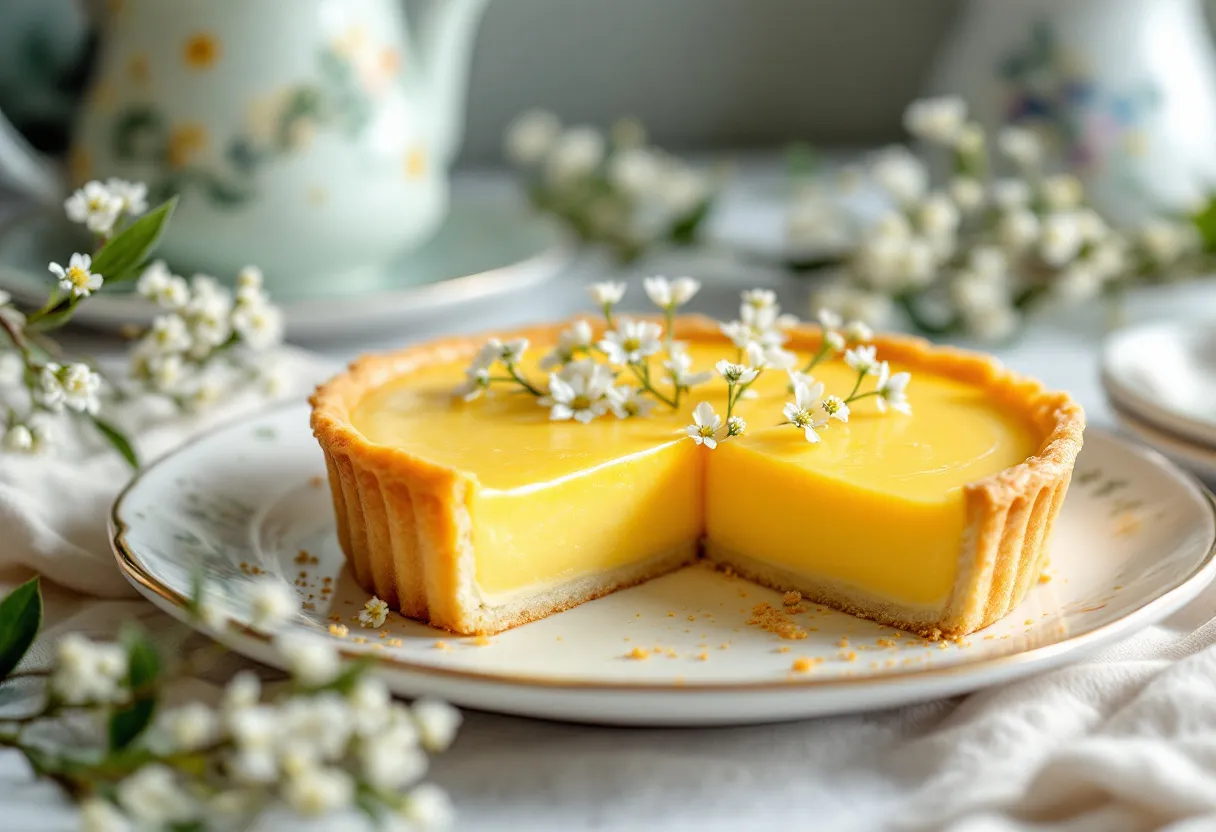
[963,303,1020,342]
[282,765,355,817]
[607,385,655,419]
[358,596,390,628]
[903,96,967,144]
[1039,213,1084,266]
[715,360,758,385]
[1055,263,1102,301]
[599,318,663,365]
[505,109,561,166]
[726,415,746,437]
[542,360,615,423]
[137,261,190,309]
[954,123,985,155]
[116,765,197,826]
[991,178,1032,211]
[875,361,912,415]
[686,401,724,449]
[608,147,662,197]
[816,308,843,330]
[742,288,777,312]
[51,634,128,705]
[399,783,456,830]
[997,126,1042,167]
[745,341,796,370]
[1075,209,1108,244]
[79,798,131,832]
[969,246,1009,281]
[36,363,65,411]
[656,162,710,215]
[237,264,263,291]
[161,702,219,751]
[361,739,429,793]
[147,313,192,354]
[916,192,960,239]
[1040,174,1084,210]
[276,632,341,686]
[588,281,627,307]
[545,126,605,185]
[821,394,850,423]
[948,176,985,212]
[261,361,291,398]
[348,675,394,736]
[3,424,33,453]
[223,671,262,716]
[453,366,490,402]
[663,348,712,389]
[232,301,284,350]
[951,270,1008,315]
[844,320,873,343]
[49,252,103,298]
[196,597,228,631]
[184,372,225,411]
[64,181,123,236]
[1089,236,1130,280]
[643,275,701,310]
[844,345,880,376]
[783,380,828,443]
[413,698,462,752]
[277,693,353,762]
[1140,219,1197,266]
[106,178,148,216]
[58,363,102,414]
[540,320,594,370]
[812,284,895,330]
[247,576,298,630]
[481,337,529,366]
[999,209,1040,251]
[870,147,928,205]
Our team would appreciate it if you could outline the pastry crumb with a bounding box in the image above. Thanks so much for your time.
[747,603,808,640]
[791,657,814,673]
[876,638,896,648]
[627,647,650,660]
[433,640,450,651]
[782,591,802,606]
[776,646,791,654]
[309,475,324,487]
[328,623,349,637]
[473,635,492,647]
[696,652,708,661]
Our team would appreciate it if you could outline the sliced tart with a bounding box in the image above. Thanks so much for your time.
[310,316,1083,639]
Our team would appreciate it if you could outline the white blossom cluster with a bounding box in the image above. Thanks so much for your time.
[131,261,285,407]
[454,280,912,448]
[505,110,716,259]
[688,303,909,449]
[456,276,711,423]
[65,178,148,239]
[59,577,461,831]
[812,96,1202,341]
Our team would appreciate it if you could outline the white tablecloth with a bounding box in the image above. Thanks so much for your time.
[4,199,1216,831]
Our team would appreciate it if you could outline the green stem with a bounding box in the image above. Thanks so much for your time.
[629,362,677,408]
[801,342,832,373]
[728,371,763,417]
[505,363,543,397]
[603,304,615,330]
[845,370,866,402]
[847,389,881,403]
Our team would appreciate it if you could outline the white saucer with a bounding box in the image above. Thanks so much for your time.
[1112,400,1216,483]
[108,404,1216,725]
[1101,321,1216,448]
[0,193,570,342]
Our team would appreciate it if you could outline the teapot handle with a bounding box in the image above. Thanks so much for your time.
[0,108,67,207]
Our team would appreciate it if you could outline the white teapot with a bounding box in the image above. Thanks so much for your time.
[0,0,489,289]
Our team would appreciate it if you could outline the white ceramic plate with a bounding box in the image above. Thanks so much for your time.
[1112,400,1216,483]
[110,404,1216,726]
[0,193,570,342]
[1101,321,1216,448]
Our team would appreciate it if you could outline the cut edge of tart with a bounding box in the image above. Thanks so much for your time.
[310,316,1085,639]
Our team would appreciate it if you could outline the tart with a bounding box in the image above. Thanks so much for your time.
[310,315,1083,639]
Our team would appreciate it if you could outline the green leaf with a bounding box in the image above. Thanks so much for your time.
[25,299,76,333]
[667,198,712,246]
[108,628,160,751]
[91,197,178,286]
[1191,196,1216,253]
[0,577,41,680]
[90,417,139,469]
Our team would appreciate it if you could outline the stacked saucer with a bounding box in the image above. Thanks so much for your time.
[1101,321,1216,482]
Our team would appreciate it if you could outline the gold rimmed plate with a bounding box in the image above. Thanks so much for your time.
[109,403,1216,726]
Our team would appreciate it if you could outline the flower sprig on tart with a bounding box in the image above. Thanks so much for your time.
[452,278,913,446]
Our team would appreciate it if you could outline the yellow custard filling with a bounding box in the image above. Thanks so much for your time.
[351,337,1037,606]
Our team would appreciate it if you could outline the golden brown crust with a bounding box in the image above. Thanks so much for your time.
[311,316,1085,637]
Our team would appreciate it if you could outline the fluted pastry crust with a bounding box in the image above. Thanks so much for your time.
[310,317,1085,638]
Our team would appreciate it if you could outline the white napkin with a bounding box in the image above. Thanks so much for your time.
[0,347,337,598]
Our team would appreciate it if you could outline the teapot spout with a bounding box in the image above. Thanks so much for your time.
[413,0,489,165]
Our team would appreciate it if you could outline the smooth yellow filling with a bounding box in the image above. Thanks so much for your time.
[352,335,1037,607]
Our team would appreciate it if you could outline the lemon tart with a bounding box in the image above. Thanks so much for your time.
[311,313,1083,639]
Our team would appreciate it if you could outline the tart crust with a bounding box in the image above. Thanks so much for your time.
[310,316,1085,638]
